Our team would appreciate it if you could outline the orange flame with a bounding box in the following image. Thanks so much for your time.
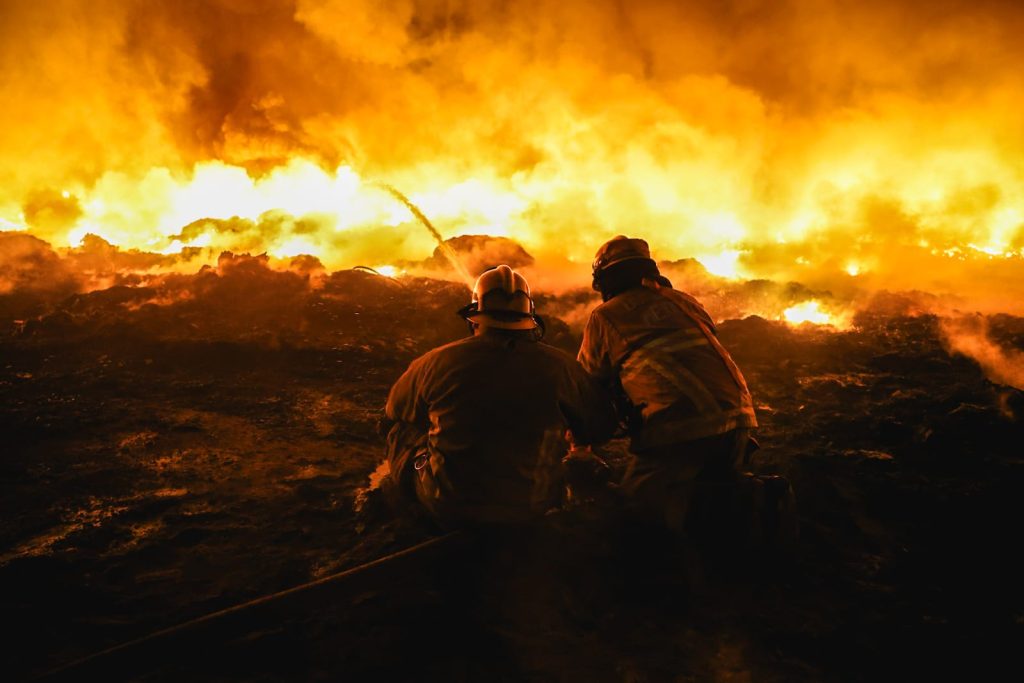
[0,1,1022,313]
[782,300,852,329]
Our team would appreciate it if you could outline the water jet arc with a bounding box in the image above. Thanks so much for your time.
[372,182,475,288]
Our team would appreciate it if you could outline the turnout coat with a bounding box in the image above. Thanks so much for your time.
[578,282,757,453]
[385,329,614,523]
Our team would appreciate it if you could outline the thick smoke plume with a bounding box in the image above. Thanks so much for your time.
[1,0,1023,309]
[940,315,1024,391]
[0,233,82,319]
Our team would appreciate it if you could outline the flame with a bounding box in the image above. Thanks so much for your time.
[783,300,837,327]
[0,1,1023,312]
[38,160,532,270]
[274,237,322,259]
[696,250,745,279]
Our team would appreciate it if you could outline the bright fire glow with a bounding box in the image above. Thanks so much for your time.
[273,237,322,259]
[783,301,834,326]
[0,0,1023,312]
[36,160,532,269]
[697,250,745,279]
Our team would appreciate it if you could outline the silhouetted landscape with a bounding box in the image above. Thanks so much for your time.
[4,250,1022,681]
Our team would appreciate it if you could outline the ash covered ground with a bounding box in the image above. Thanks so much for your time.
[2,242,1024,681]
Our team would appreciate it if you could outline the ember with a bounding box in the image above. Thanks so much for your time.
[782,299,850,328]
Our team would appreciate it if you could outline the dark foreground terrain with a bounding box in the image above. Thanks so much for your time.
[2,263,1023,681]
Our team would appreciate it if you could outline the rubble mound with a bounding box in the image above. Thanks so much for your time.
[12,252,470,355]
[0,232,82,319]
[2,268,1023,681]
[417,234,534,276]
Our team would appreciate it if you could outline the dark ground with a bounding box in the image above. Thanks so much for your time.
[2,265,1023,681]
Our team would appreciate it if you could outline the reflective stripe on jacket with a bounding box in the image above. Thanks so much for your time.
[578,283,757,451]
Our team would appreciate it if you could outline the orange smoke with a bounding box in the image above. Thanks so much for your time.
[1,0,1022,312]
[940,316,1024,390]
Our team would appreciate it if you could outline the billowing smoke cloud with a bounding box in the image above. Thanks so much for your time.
[1,0,1023,309]
[0,232,82,320]
[940,315,1024,390]
[0,232,81,296]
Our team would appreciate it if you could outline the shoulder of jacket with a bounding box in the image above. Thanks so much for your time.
[535,340,580,363]
[605,287,660,308]
[590,292,650,331]
[437,335,478,351]
[409,336,474,366]
[538,343,591,382]
[660,286,701,305]
[589,299,620,323]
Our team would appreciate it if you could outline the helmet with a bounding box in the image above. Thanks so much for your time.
[461,264,537,330]
[591,236,654,291]
[592,235,652,273]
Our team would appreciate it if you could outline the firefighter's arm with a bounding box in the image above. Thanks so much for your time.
[578,310,638,438]
[561,362,618,447]
[693,300,717,334]
[384,354,430,429]
[577,311,615,387]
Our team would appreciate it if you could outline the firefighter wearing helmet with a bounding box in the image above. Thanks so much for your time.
[460,264,539,331]
[580,236,760,535]
[381,264,615,526]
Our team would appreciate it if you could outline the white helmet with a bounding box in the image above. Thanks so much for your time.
[460,264,537,330]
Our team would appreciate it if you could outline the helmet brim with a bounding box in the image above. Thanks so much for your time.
[593,254,656,273]
[464,310,538,330]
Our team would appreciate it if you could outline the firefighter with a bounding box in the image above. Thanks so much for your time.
[579,236,759,536]
[380,264,615,527]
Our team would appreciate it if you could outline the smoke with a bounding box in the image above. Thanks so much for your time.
[409,234,533,281]
[1,1,1023,308]
[940,315,1024,390]
[0,232,81,296]
[0,232,83,319]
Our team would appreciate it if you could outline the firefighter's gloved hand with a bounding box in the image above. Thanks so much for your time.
[563,447,612,486]
[563,448,615,508]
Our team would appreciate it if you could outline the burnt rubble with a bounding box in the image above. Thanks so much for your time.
[2,262,1023,681]
[407,233,535,275]
[8,252,470,355]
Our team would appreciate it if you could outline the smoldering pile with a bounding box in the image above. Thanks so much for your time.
[4,229,1024,388]
[3,229,1024,681]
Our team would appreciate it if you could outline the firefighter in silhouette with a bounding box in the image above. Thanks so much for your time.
[380,264,615,527]
[579,236,763,538]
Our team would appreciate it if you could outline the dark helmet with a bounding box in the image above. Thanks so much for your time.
[460,264,537,330]
[591,236,655,291]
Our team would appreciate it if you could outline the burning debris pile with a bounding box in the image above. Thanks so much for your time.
[410,233,535,276]
[1,231,468,353]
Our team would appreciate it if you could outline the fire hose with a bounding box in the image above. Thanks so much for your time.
[35,531,466,681]
[36,185,483,680]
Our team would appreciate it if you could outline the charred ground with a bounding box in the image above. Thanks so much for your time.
[2,257,1023,681]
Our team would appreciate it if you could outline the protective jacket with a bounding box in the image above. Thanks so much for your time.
[386,329,615,523]
[578,282,757,452]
